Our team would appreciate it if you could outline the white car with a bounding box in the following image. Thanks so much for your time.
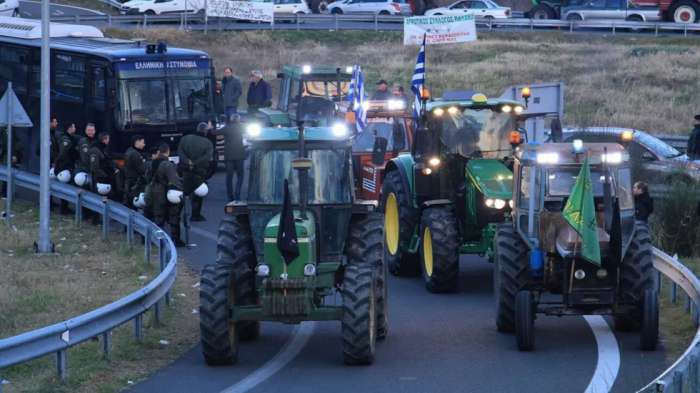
[254,0,312,14]
[123,0,205,15]
[425,0,511,18]
[327,0,410,15]
[0,0,20,17]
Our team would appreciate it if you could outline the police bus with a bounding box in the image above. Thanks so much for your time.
[0,17,216,170]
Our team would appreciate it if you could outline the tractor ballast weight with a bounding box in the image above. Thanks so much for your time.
[199,121,387,366]
[381,93,526,292]
[494,142,658,351]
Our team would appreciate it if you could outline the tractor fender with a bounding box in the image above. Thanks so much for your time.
[385,155,416,207]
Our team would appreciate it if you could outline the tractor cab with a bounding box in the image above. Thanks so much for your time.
[495,140,657,352]
[352,99,415,200]
[259,64,353,127]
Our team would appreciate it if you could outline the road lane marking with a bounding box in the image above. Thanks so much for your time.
[220,322,317,393]
[583,316,620,393]
[191,225,317,393]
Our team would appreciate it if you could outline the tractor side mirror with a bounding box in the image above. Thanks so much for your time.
[372,137,388,166]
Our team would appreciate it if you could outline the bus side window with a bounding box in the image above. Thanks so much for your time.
[53,53,85,102]
[91,66,106,108]
[0,45,29,95]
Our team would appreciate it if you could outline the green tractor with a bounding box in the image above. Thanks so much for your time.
[199,120,387,365]
[254,64,353,127]
[381,92,526,293]
[495,141,658,351]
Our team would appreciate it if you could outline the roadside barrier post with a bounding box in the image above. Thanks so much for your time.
[134,314,143,343]
[102,331,112,360]
[127,212,134,247]
[101,200,109,240]
[690,354,699,392]
[74,192,82,226]
[144,228,152,264]
[158,235,171,306]
[334,14,338,31]
[672,281,678,304]
[56,350,67,381]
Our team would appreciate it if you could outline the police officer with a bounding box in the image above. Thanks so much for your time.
[89,132,119,208]
[178,122,213,222]
[124,135,147,209]
[687,114,700,160]
[141,145,161,221]
[53,123,79,214]
[150,142,186,247]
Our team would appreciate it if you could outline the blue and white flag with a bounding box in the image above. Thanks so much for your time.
[411,34,426,121]
[348,65,367,133]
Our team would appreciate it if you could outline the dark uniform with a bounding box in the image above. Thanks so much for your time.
[212,120,246,201]
[634,192,654,222]
[687,119,700,160]
[53,128,79,213]
[88,140,118,198]
[150,156,185,245]
[75,135,96,177]
[124,146,147,208]
[177,129,213,221]
[0,127,23,197]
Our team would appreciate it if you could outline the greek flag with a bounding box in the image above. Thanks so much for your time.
[348,65,367,133]
[411,34,426,121]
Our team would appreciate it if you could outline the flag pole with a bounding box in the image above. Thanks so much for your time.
[569,153,588,295]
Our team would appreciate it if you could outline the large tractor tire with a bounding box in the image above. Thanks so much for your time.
[669,0,700,23]
[493,224,530,333]
[347,213,388,340]
[216,215,260,341]
[515,290,535,351]
[342,263,378,365]
[200,264,239,365]
[614,222,655,332]
[529,3,556,19]
[381,169,420,277]
[419,207,459,293]
[640,289,659,351]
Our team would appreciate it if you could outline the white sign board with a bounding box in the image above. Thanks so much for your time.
[404,15,477,46]
[207,0,274,23]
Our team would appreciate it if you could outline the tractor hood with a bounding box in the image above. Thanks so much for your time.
[465,159,513,200]
[262,211,317,279]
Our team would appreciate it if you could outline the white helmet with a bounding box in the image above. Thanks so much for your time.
[133,192,146,208]
[194,182,209,197]
[49,167,56,179]
[74,172,89,187]
[96,182,112,195]
[167,190,184,204]
[57,170,72,183]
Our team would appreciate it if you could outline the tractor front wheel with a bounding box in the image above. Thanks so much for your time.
[515,290,535,351]
[381,170,419,277]
[216,215,260,341]
[419,207,459,293]
[200,264,239,365]
[494,224,530,333]
[614,222,654,332]
[342,264,378,365]
[347,213,388,340]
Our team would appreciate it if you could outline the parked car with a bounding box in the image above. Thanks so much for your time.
[560,0,661,21]
[0,0,20,17]
[326,0,411,15]
[425,0,511,18]
[272,0,312,13]
[562,127,700,183]
[122,0,205,15]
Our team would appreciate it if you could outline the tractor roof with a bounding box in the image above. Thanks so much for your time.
[516,142,629,165]
[281,64,353,80]
[249,126,352,144]
[426,95,522,113]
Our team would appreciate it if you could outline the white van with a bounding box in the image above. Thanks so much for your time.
[0,0,20,17]
[123,0,205,15]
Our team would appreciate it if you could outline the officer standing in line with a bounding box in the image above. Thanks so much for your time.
[89,132,119,205]
[124,135,147,209]
[142,145,161,221]
[73,123,98,221]
[151,142,186,247]
[53,123,78,214]
[178,122,213,222]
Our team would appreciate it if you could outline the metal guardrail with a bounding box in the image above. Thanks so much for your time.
[0,167,177,382]
[639,248,700,392]
[44,12,700,36]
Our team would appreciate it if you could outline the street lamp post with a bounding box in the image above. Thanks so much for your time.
[37,0,52,253]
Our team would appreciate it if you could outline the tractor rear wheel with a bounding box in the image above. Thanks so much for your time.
[640,289,659,351]
[200,264,239,365]
[614,222,655,332]
[381,170,419,277]
[515,290,535,351]
[419,207,459,293]
[342,264,377,365]
[347,213,388,340]
[494,224,530,333]
[216,215,260,341]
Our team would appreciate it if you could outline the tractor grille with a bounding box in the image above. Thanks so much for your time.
[261,278,312,316]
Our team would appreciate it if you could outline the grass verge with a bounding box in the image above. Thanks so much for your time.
[0,201,199,393]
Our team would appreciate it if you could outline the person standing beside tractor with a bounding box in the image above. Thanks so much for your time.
[212,114,246,201]
[222,67,242,119]
[687,114,700,160]
[150,142,186,247]
[178,122,213,222]
[246,70,272,115]
[634,181,654,222]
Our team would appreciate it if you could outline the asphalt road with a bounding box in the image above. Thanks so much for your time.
[17,0,104,19]
[127,172,668,393]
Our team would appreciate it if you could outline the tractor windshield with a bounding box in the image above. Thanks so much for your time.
[248,147,352,205]
[546,167,634,209]
[352,120,408,153]
[436,108,514,159]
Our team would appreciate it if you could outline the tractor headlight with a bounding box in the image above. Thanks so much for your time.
[345,66,353,74]
[485,198,495,208]
[514,105,524,114]
[433,108,444,117]
[256,264,270,277]
[536,152,559,164]
[494,199,506,209]
[303,264,316,276]
[501,104,512,113]
[509,199,514,209]
[422,167,432,175]
[572,139,584,153]
[332,122,349,137]
[428,157,441,167]
[302,64,312,74]
[447,106,459,115]
[246,123,262,138]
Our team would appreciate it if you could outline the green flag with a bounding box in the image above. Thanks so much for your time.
[562,156,601,266]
